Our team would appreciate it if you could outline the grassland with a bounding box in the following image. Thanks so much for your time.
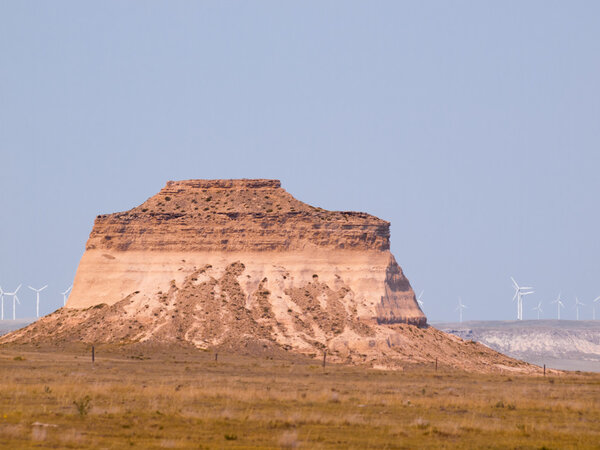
[0,344,598,449]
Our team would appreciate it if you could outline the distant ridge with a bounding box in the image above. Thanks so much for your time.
[0,319,34,337]
[436,320,600,372]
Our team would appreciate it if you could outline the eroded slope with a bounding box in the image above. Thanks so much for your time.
[4,261,536,373]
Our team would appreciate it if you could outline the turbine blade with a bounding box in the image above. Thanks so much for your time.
[61,286,73,295]
[41,285,48,291]
[15,284,21,293]
[511,277,519,289]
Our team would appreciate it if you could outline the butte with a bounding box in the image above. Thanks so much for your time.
[3,179,537,373]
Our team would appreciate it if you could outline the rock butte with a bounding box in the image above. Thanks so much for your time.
[3,179,539,373]
[74,179,425,326]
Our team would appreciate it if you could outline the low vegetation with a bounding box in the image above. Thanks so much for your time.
[0,343,598,448]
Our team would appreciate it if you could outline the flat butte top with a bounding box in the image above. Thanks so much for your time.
[87,179,391,252]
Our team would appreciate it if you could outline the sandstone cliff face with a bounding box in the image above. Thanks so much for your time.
[87,179,390,252]
[70,179,425,328]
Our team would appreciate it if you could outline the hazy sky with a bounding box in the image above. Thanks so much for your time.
[1,1,599,321]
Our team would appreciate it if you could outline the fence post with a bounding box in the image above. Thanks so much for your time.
[322,351,327,368]
[92,345,95,364]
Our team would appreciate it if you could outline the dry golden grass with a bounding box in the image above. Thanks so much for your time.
[0,343,598,448]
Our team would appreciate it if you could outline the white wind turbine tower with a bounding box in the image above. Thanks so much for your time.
[417,290,424,309]
[0,286,4,320]
[511,277,534,320]
[456,297,467,323]
[532,300,543,320]
[4,285,22,321]
[28,285,48,318]
[575,297,585,320]
[552,293,564,320]
[594,296,600,321]
[61,285,72,307]
[520,291,534,320]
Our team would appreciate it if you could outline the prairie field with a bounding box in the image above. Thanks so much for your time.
[0,343,598,449]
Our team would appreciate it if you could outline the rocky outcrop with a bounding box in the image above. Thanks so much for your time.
[87,179,390,252]
[68,179,425,327]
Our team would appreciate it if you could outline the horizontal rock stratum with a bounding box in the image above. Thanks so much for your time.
[3,179,539,373]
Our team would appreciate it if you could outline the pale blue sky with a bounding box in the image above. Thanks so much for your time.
[1,1,599,321]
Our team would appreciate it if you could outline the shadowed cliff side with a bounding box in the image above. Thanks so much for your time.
[377,255,425,326]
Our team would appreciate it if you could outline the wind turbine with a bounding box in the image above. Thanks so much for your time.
[416,290,424,309]
[552,293,564,320]
[0,286,4,320]
[456,297,467,323]
[61,285,72,307]
[594,296,600,321]
[511,277,533,320]
[3,285,22,320]
[532,300,543,320]
[520,291,534,319]
[28,285,48,318]
[575,297,585,321]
